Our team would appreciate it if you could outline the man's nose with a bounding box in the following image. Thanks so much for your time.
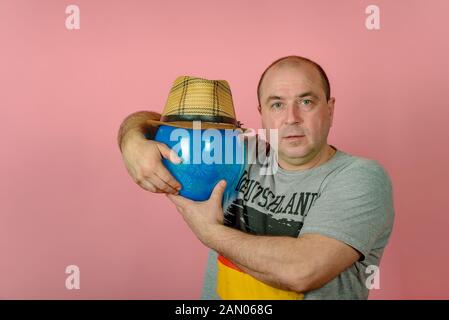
[285,103,303,125]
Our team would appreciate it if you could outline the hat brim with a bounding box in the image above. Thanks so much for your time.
[147,119,247,131]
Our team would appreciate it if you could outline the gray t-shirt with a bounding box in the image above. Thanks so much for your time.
[201,145,394,300]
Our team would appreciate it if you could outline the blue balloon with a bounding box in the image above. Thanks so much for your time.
[154,125,246,201]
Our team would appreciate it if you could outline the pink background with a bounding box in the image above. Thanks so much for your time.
[1,0,448,299]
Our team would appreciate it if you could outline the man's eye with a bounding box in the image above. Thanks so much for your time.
[271,102,283,109]
[302,99,312,105]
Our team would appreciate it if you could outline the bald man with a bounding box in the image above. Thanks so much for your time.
[117,56,394,299]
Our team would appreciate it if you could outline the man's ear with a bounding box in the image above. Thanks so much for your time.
[328,97,335,127]
[257,105,262,114]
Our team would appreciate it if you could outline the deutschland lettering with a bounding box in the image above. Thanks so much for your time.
[235,170,320,216]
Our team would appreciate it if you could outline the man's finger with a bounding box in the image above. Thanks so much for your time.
[139,180,157,193]
[149,173,178,194]
[157,142,182,164]
[209,180,227,204]
[176,205,185,214]
[152,172,179,194]
[166,193,193,209]
[155,166,182,191]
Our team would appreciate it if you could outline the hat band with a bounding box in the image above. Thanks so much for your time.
[160,114,240,127]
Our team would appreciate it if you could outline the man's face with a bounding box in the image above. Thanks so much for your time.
[258,63,335,167]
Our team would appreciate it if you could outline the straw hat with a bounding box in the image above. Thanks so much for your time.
[147,76,245,130]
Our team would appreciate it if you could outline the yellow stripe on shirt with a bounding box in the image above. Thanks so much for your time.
[216,254,304,300]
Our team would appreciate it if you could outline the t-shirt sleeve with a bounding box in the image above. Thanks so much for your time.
[299,159,394,260]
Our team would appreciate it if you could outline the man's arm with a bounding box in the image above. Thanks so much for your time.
[166,179,361,294]
[117,111,161,152]
[117,110,182,193]
[167,158,392,294]
[206,224,361,293]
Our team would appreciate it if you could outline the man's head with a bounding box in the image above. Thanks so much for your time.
[257,56,335,169]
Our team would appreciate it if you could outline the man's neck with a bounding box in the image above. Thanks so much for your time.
[278,144,337,171]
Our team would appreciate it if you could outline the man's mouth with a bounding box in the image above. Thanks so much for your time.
[283,135,305,141]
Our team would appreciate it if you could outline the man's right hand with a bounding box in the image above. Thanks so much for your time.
[121,129,182,194]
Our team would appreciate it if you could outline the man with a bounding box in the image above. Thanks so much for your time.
[117,56,394,299]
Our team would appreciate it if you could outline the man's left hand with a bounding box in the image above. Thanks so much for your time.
[166,180,226,246]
